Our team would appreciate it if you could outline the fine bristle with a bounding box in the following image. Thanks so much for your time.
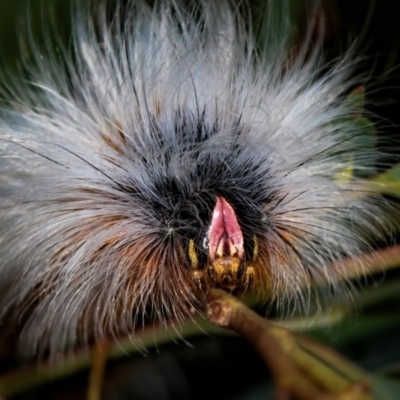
[0,0,395,358]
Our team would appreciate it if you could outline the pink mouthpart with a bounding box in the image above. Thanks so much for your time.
[208,197,244,261]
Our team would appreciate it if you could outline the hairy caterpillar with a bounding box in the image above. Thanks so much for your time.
[0,0,394,360]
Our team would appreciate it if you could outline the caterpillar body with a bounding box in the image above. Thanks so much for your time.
[0,0,393,358]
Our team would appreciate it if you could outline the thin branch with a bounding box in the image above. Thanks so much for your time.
[206,289,374,400]
[87,339,110,400]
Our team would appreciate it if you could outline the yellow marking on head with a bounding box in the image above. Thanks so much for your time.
[188,239,199,269]
[253,234,259,262]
